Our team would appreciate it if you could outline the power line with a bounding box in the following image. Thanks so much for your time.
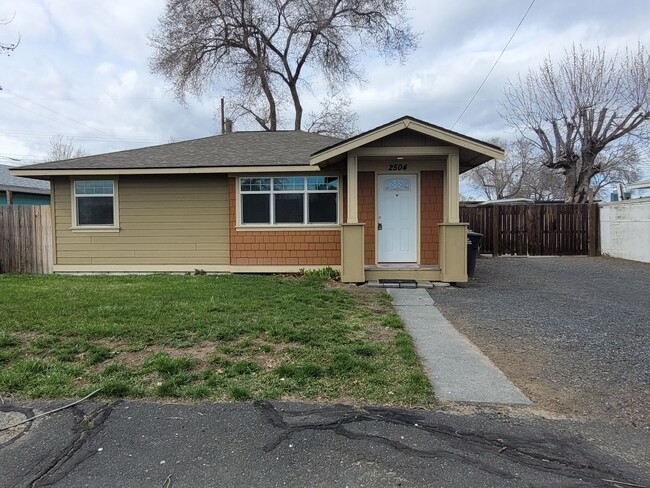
[451,0,537,130]
[0,97,110,136]
[0,130,167,145]
[0,87,112,136]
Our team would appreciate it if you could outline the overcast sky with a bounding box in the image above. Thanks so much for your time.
[1,0,649,182]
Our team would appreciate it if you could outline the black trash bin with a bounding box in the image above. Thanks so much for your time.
[467,231,483,278]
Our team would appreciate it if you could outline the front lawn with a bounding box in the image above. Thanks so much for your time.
[0,274,434,407]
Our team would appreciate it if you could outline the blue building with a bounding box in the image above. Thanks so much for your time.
[0,164,50,205]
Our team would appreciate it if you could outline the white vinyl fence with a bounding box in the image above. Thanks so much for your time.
[599,198,650,263]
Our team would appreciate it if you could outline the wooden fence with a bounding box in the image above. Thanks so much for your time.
[0,205,52,274]
[460,203,599,256]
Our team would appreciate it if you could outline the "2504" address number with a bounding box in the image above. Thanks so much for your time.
[388,163,408,171]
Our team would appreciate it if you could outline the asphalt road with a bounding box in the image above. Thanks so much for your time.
[429,256,650,426]
[1,400,649,488]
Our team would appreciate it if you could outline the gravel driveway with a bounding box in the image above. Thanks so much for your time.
[429,256,650,427]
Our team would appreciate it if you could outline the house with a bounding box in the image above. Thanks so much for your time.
[11,116,504,282]
[0,164,51,205]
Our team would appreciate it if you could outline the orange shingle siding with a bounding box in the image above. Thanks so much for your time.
[420,171,444,265]
[228,177,341,266]
[358,172,376,265]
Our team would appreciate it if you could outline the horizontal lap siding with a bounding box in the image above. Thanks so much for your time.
[420,171,443,265]
[228,178,341,266]
[54,175,229,266]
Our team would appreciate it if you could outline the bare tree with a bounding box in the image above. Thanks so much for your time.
[47,135,87,161]
[149,0,417,132]
[589,144,641,196]
[305,94,358,138]
[464,138,532,200]
[501,44,650,203]
[464,137,565,201]
[1,14,19,55]
[521,164,565,201]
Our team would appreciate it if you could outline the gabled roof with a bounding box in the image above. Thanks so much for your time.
[11,116,503,178]
[310,116,504,171]
[13,131,342,172]
[0,164,50,194]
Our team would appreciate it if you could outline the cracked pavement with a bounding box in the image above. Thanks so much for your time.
[1,400,648,487]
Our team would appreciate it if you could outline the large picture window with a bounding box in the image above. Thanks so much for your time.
[240,176,338,225]
[73,180,116,226]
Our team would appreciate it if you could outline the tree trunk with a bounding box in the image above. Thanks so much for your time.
[564,162,593,203]
[563,165,578,203]
[259,74,277,131]
[288,82,303,131]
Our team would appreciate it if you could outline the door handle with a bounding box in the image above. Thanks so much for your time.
[378,222,382,231]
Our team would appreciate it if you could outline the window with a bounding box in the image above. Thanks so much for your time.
[73,180,116,226]
[240,176,338,225]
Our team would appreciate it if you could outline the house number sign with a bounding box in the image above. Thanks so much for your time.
[388,163,408,171]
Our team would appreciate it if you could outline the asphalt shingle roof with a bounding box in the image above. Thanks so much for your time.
[18,131,343,171]
[0,164,50,192]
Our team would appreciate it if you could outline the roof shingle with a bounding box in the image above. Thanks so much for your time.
[18,131,343,171]
[0,164,50,192]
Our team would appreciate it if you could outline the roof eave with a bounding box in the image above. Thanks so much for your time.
[9,164,322,177]
[0,184,50,195]
[310,117,504,166]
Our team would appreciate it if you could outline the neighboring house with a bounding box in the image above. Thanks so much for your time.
[11,116,503,282]
[0,164,51,205]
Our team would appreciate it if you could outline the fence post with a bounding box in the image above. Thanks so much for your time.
[588,188,598,257]
[491,204,499,257]
[588,204,599,257]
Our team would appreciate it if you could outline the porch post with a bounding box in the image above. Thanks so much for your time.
[445,148,460,223]
[439,148,467,282]
[346,152,358,223]
[341,152,364,282]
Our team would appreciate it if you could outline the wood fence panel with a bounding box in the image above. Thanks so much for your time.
[460,203,596,256]
[0,205,52,274]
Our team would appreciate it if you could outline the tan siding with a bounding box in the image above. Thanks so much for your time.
[53,175,230,267]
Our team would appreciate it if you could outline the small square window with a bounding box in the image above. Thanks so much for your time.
[273,177,304,191]
[308,193,337,223]
[307,176,338,191]
[241,178,271,192]
[242,194,270,224]
[274,194,304,223]
[74,180,116,227]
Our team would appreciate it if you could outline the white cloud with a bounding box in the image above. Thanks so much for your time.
[0,0,648,180]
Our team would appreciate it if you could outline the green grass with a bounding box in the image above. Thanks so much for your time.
[0,274,434,407]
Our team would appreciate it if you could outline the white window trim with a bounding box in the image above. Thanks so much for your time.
[239,176,340,227]
[70,178,120,232]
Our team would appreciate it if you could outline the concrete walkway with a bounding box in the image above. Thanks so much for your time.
[388,288,530,405]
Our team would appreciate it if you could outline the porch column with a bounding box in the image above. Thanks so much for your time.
[346,152,358,223]
[341,152,364,282]
[340,223,365,283]
[445,148,460,223]
[438,222,468,282]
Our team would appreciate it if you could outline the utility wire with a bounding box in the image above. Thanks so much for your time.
[0,97,109,136]
[0,87,112,136]
[451,0,536,130]
[0,130,167,144]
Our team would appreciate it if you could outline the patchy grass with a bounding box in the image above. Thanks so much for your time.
[0,274,434,407]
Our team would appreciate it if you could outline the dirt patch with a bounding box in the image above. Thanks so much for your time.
[92,342,218,371]
[453,324,650,427]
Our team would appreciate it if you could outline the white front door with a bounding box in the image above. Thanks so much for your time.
[377,174,417,263]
